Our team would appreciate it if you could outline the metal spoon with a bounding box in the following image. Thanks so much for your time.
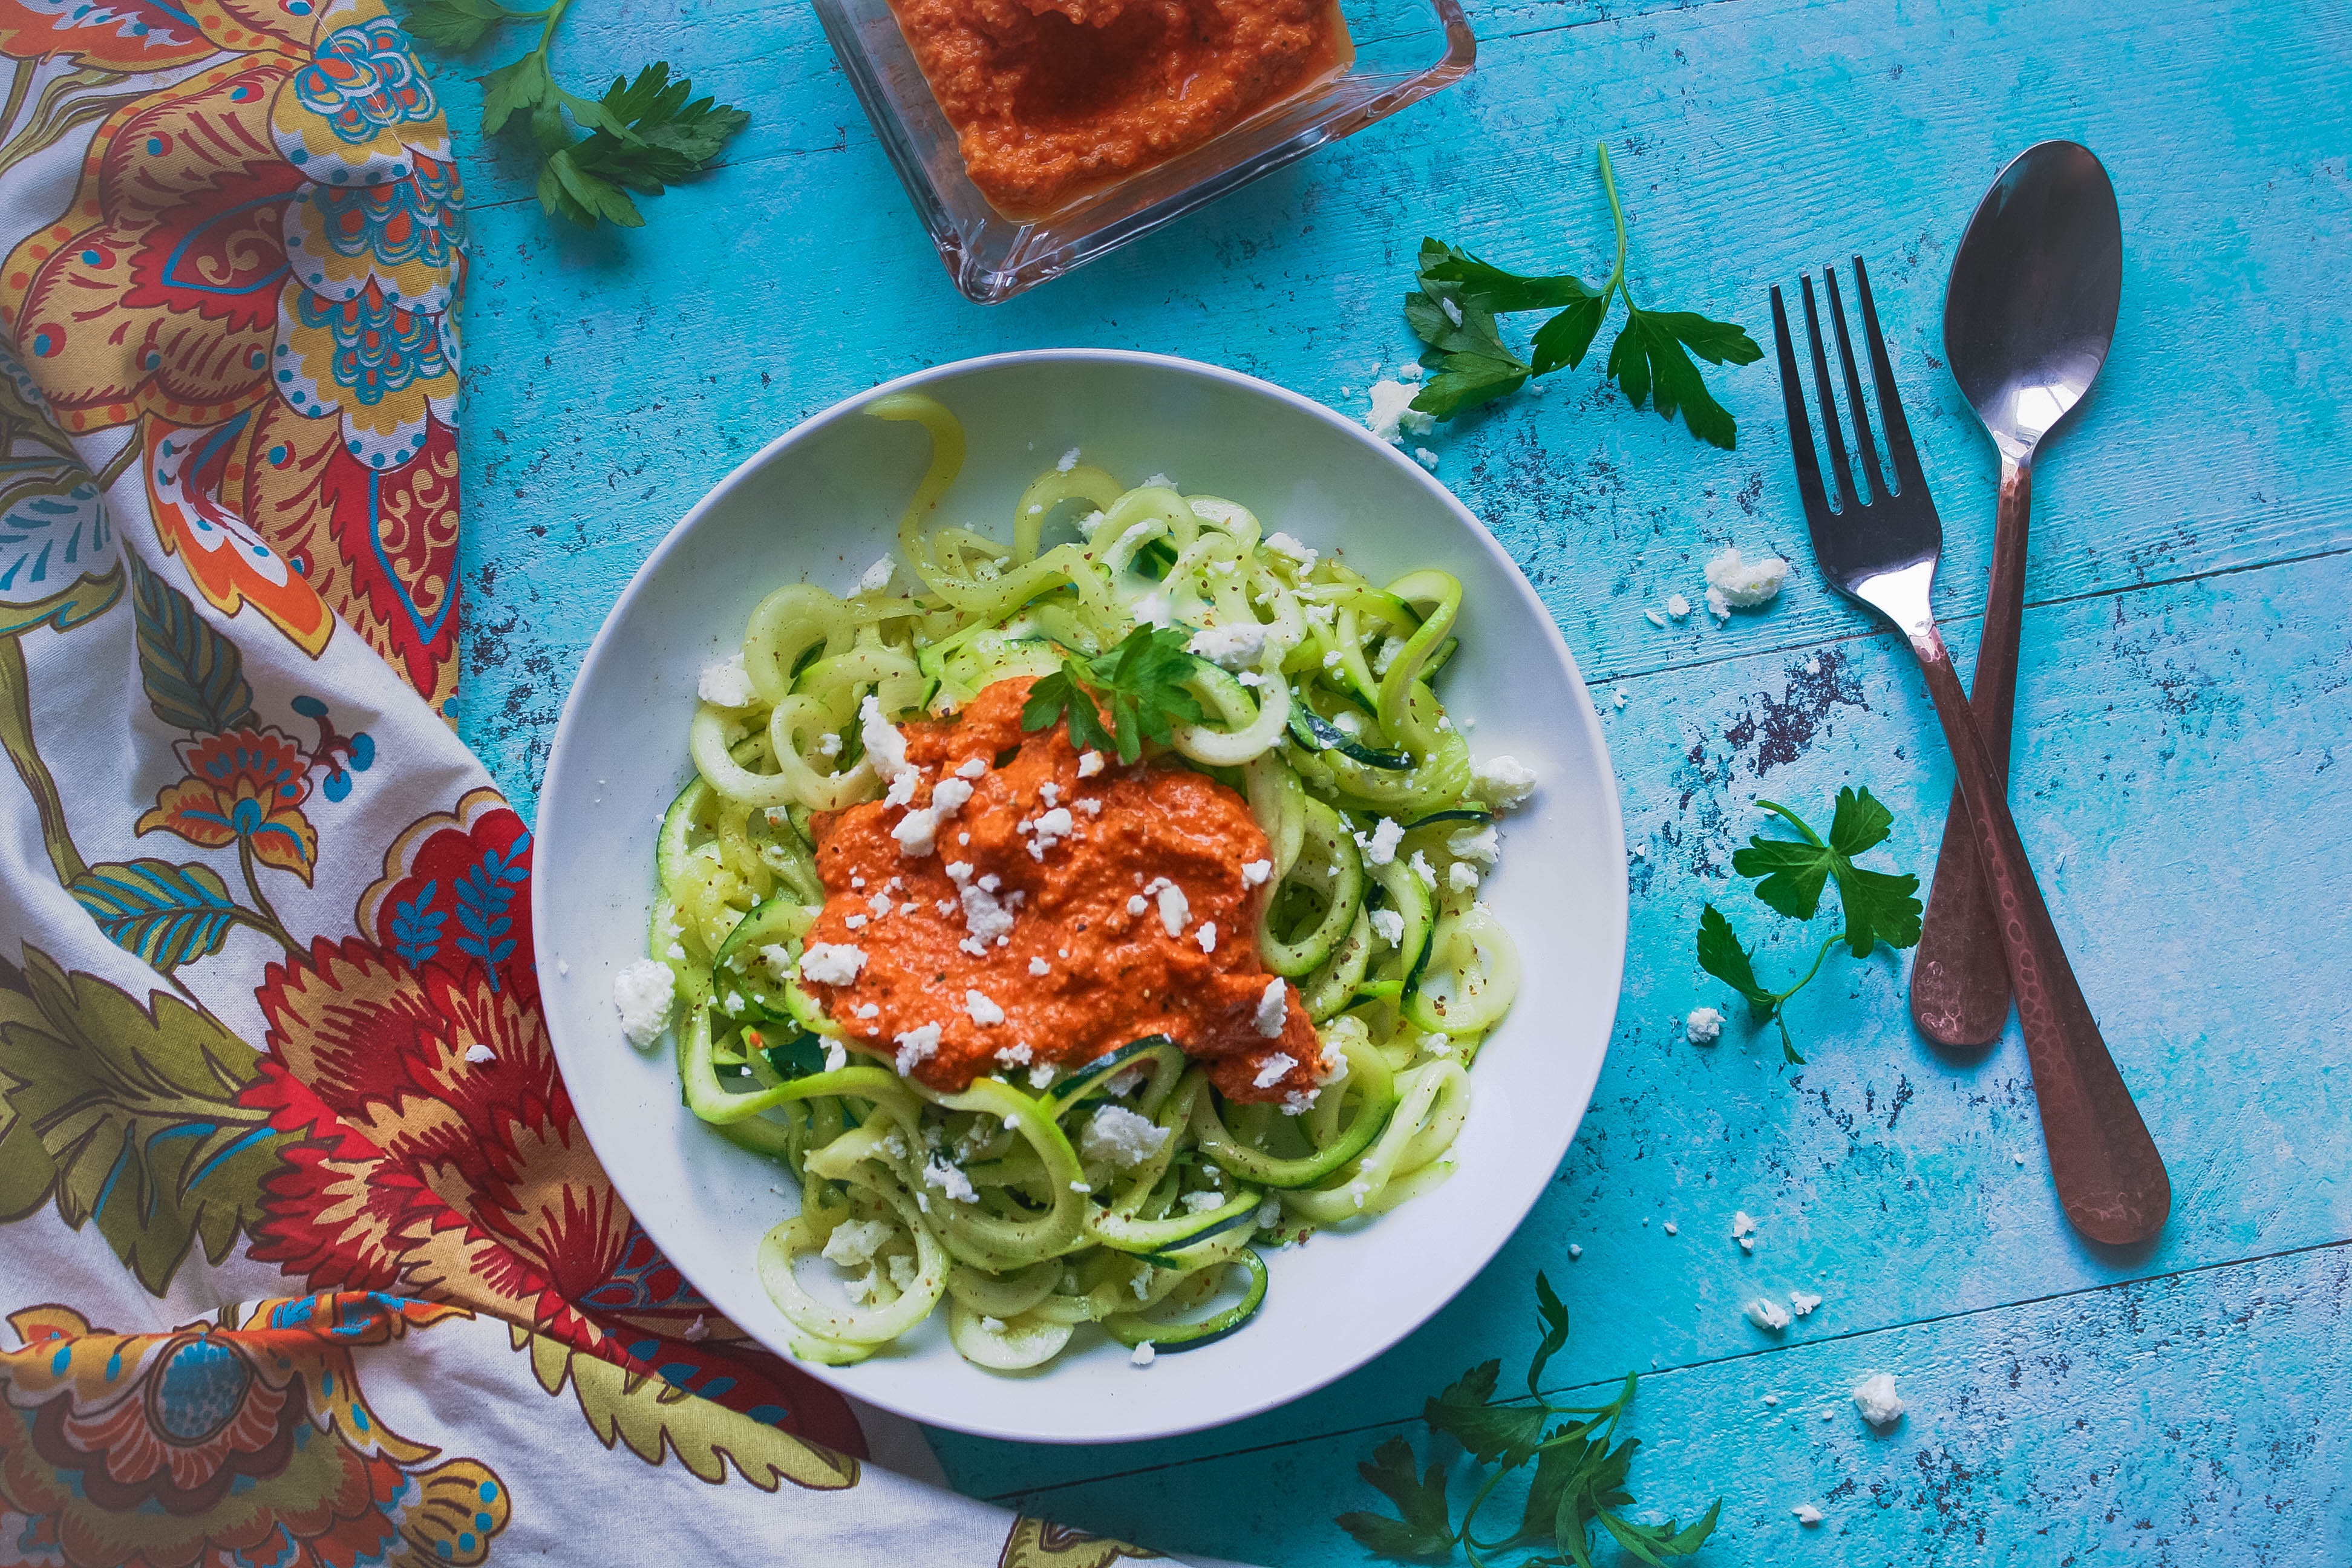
[1910,142,2123,1048]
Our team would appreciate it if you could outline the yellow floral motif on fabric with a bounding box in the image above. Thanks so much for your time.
[0,1295,511,1567]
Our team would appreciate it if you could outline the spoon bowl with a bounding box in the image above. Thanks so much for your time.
[1943,141,2123,461]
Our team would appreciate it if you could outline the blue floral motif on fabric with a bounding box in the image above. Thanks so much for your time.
[291,19,437,145]
[293,287,448,407]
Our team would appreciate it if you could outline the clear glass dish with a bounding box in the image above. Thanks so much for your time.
[812,0,1475,304]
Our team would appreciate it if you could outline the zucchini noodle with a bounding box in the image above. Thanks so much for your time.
[648,394,1530,1371]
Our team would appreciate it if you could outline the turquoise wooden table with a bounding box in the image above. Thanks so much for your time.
[436,0,2351,1560]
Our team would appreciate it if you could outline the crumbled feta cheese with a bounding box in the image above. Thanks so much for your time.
[1080,1105,1171,1168]
[966,989,1005,1027]
[697,652,757,707]
[1732,1210,1759,1239]
[1408,849,1436,886]
[1569,1243,1582,1258]
[1253,1051,1297,1088]
[1126,894,1148,916]
[612,959,676,1047]
[1241,858,1273,887]
[1413,446,1439,472]
[859,694,916,798]
[1256,1195,1283,1228]
[1143,472,1176,490]
[1028,806,1074,859]
[930,776,973,815]
[1077,750,1104,779]
[959,881,1014,949]
[923,1155,978,1204]
[1472,754,1539,809]
[817,731,843,758]
[842,1267,877,1304]
[1852,1373,1905,1425]
[887,1253,918,1290]
[1253,979,1289,1038]
[1396,361,1425,383]
[995,1042,1033,1067]
[1362,381,1436,446]
[1369,908,1405,947]
[1154,880,1189,936]
[868,892,895,917]
[1363,816,1404,866]
[1791,1504,1823,1526]
[799,945,865,982]
[1745,1298,1792,1331]
[893,1023,942,1075]
[1791,1289,1823,1316]
[1028,956,1050,977]
[556,958,570,976]
[1448,824,1500,864]
[1188,619,1270,670]
[1685,1006,1724,1045]
[1028,1062,1057,1089]
[857,555,895,593]
[823,1218,893,1267]
[843,915,868,930]
[463,1042,495,1064]
[1611,689,1628,710]
[892,807,939,857]
[1704,546,1792,617]
[824,1040,848,1072]
[1264,531,1321,570]
[1282,1089,1319,1115]
[1663,1221,1679,1235]
[1130,1341,1157,1367]
[1666,593,1693,620]
[1056,446,1079,472]
[1644,607,1669,628]
[977,1315,1006,1334]
[1446,861,1480,892]
[1195,922,1217,953]
[1132,590,1175,629]
[756,944,797,985]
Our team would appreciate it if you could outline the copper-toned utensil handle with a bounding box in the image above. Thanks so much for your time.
[1912,622,2171,1244]
[1912,454,2032,1045]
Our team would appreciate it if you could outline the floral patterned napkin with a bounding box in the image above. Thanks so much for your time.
[0,3,1236,1563]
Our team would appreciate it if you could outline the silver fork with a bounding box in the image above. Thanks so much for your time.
[1769,258,2170,1246]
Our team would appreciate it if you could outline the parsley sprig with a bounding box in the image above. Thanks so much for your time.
[1406,144,1762,449]
[400,0,748,229]
[1696,786,1924,1063]
[1019,626,1206,765]
[1339,1275,1720,1566]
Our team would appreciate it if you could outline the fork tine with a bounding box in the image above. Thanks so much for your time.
[1799,275,1862,514]
[1770,285,1831,520]
[1850,255,1925,489]
[1823,266,1892,505]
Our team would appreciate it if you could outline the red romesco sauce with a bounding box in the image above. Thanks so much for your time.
[799,678,1327,1103]
[886,0,1349,218]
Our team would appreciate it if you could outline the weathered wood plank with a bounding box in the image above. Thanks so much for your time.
[452,0,2352,814]
[924,546,2352,1496]
[963,1241,2352,1565]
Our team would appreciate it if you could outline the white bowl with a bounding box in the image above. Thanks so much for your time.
[533,350,1625,1444]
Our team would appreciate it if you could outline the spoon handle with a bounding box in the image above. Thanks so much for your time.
[1908,621,2171,1244]
[1910,452,2032,1045]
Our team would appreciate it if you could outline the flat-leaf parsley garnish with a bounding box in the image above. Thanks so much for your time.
[1405,143,1762,449]
[1696,786,1924,1063]
[1019,624,1206,765]
[399,0,748,230]
[1337,1274,1721,1565]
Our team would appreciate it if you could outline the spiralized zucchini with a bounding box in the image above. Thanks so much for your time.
[653,394,1526,1371]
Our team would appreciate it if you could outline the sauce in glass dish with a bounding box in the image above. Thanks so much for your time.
[886,0,1353,218]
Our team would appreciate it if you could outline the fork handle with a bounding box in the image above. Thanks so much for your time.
[1911,453,2032,1045]
[1909,621,2171,1245]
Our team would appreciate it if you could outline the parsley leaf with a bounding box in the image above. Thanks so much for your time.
[1019,626,1204,765]
[1402,144,1759,448]
[1336,1436,1455,1560]
[1693,788,1921,1064]
[1337,1280,1717,1567]
[401,0,524,51]
[400,0,747,231]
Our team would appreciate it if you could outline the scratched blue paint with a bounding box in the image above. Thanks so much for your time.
[442,0,2351,1559]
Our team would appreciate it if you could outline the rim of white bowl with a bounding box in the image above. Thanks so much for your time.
[534,348,1627,1443]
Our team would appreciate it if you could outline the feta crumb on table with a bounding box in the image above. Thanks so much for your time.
[1745,1297,1792,1331]
[1362,381,1436,446]
[1731,1210,1758,1241]
[1685,1005,1725,1045]
[1791,1288,1823,1315]
[1852,1372,1906,1425]
[1413,446,1440,471]
[1130,1341,1157,1367]
[1703,545,1792,619]
[1791,1504,1824,1526]
[1665,593,1692,619]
